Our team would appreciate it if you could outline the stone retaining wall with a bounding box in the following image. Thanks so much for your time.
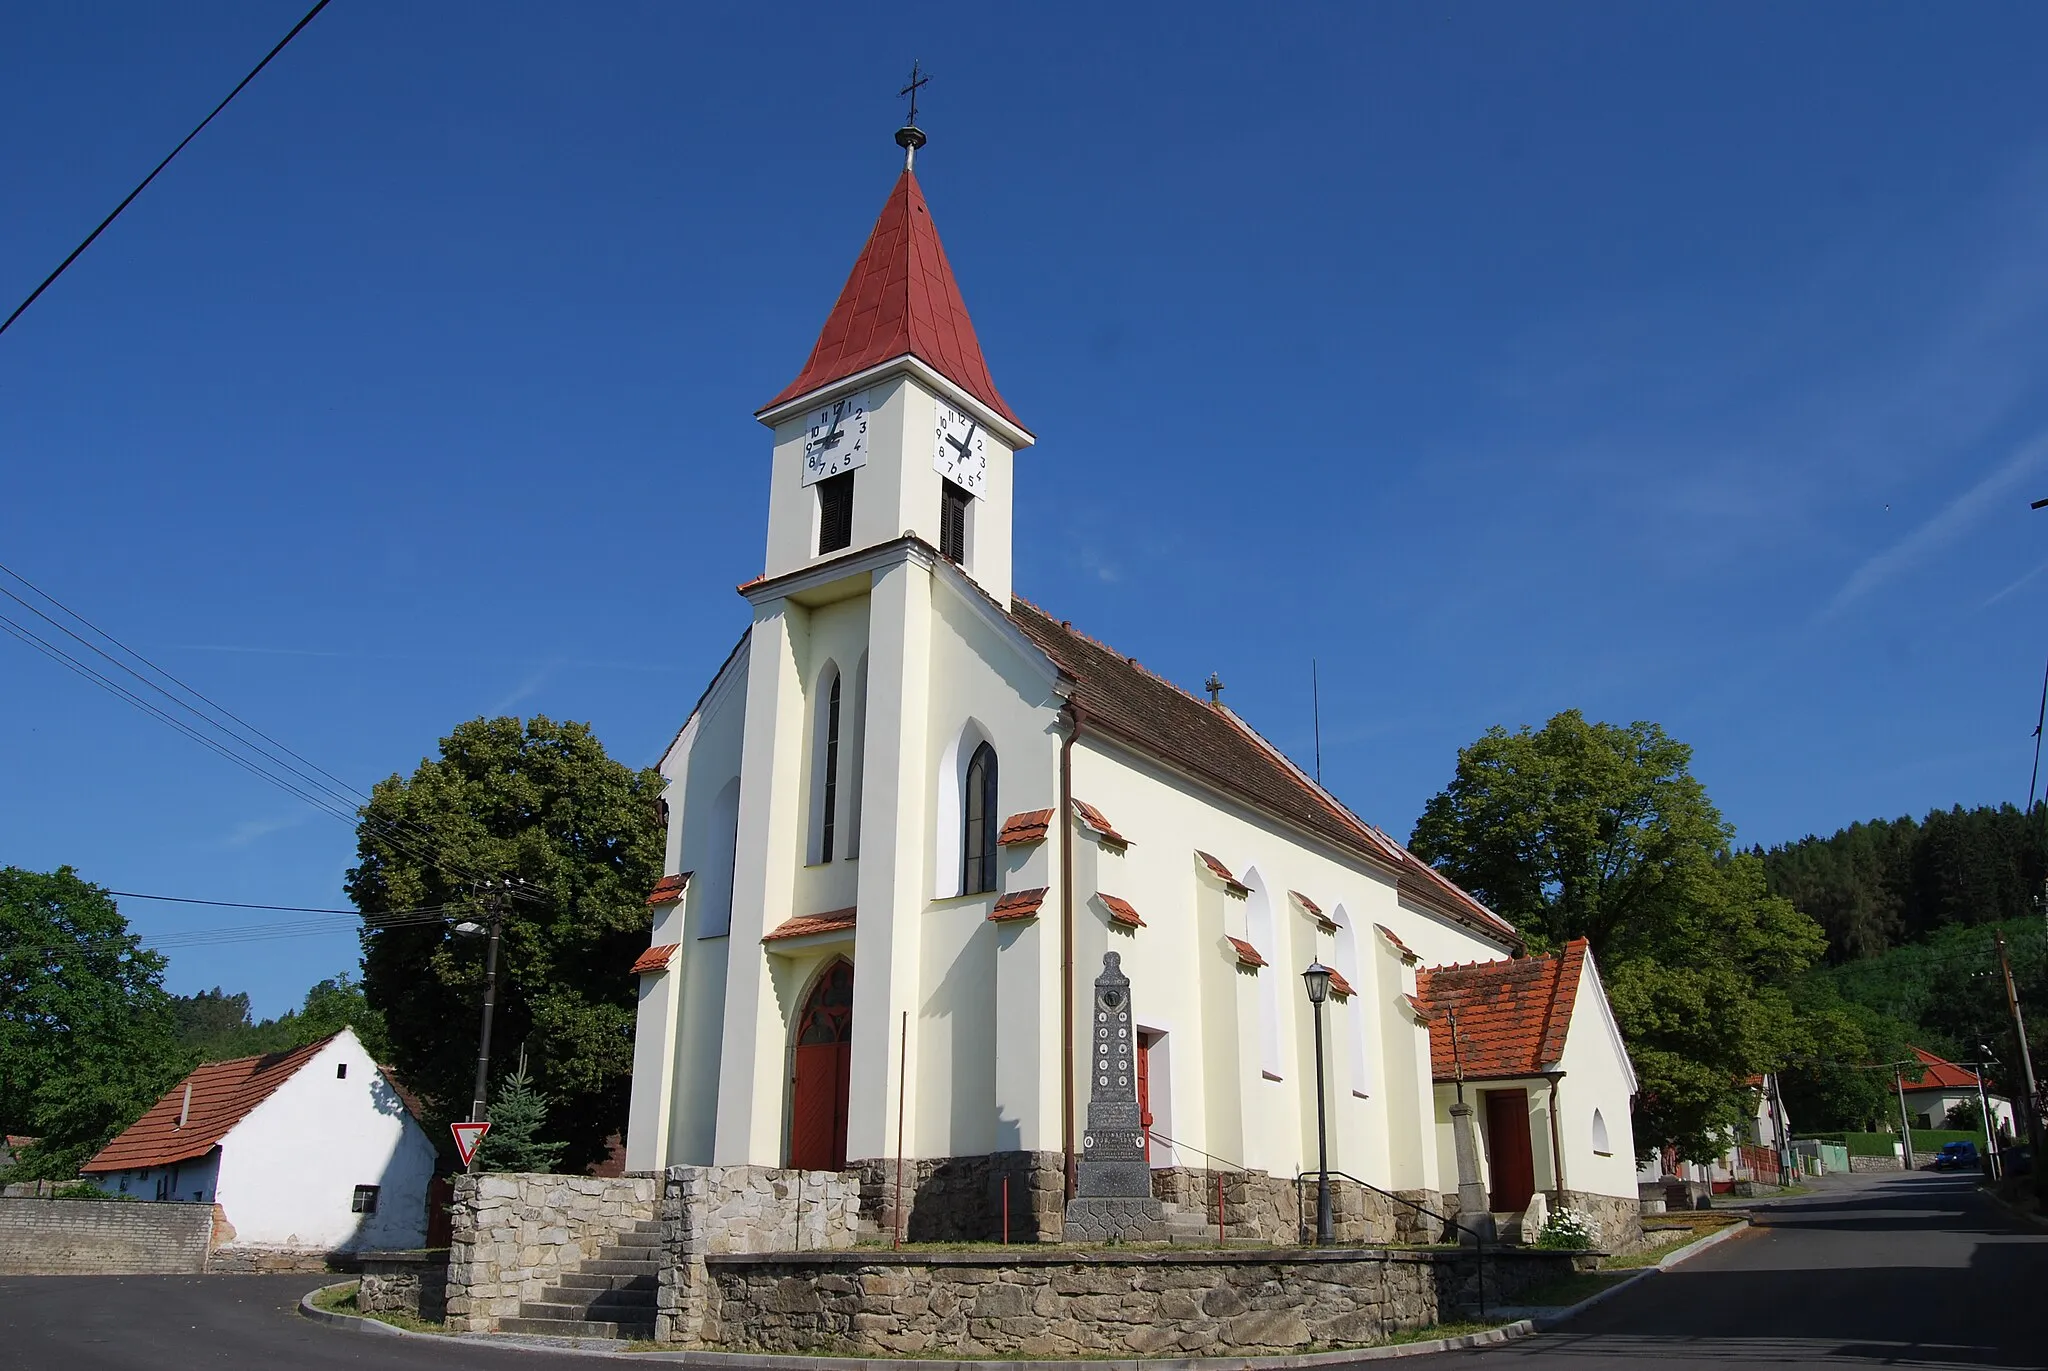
[0,1196,213,1275]
[850,1152,1066,1243]
[657,1164,862,1344]
[1553,1190,1645,1254]
[1152,1168,1446,1246]
[1849,1154,1904,1173]
[690,1247,1587,1356]
[360,1250,450,1321]
[445,1173,657,1332]
[206,1245,345,1273]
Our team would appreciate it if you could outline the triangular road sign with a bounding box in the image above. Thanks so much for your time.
[451,1119,492,1167]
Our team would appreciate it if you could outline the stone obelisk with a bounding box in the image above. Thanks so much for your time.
[1064,952,1167,1242]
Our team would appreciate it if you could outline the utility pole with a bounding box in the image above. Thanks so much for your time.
[1893,1062,1916,1171]
[1974,1056,2002,1178]
[466,881,507,1173]
[1995,930,2043,1157]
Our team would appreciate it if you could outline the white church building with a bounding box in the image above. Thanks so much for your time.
[624,129,1641,1244]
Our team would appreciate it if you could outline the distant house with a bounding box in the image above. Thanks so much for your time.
[1903,1046,2015,1138]
[80,1028,435,1255]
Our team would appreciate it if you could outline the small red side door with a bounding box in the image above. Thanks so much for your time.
[1136,1033,1153,1164]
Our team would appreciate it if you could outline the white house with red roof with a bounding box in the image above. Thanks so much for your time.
[623,124,1640,1241]
[1903,1046,2015,1138]
[81,1028,435,1255]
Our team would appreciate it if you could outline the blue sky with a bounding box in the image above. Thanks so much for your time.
[7,3,2048,1016]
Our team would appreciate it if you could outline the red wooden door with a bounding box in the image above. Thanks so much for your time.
[789,961,854,1171]
[1136,1034,1154,1164]
[1483,1089,1536,1212]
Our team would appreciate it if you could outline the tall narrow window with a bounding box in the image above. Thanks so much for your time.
[961,741,998,894]
[940,480,971,564]
[817,473,854,554]
[819,673,841,862]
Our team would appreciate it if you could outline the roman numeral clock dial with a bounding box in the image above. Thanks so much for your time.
[801,391,869,485]
[933,400,988,496]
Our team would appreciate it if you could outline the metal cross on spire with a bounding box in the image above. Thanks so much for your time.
[895,60,930,169]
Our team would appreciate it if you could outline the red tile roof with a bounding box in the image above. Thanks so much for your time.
[1290,890,1323,918]
[1907,1047,1982,1091]
[1099,894,1145,928]
[646,873,690,907]
[1375,924,1420,965]
[999,809,1052,846]
[1227,936,1267,969]
[762,908,857,942]
[1006,601,1516,948]
[990,888,1048,922]
[83,1035,340,1172]
[631,943,679,975]
[1415,941,1588,1082]
[1326,968,1356,999]
[1072,800,1129,848]
[1405,994,1436,1025]
[1194,850,1252,897]
[761,170,1021,428]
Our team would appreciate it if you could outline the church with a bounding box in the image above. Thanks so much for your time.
[623,121,1642,1245]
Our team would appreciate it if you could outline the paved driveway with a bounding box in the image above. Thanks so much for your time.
[1460,1170,2046,1369]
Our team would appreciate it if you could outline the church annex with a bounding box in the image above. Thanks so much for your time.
[623,127,1641,1242]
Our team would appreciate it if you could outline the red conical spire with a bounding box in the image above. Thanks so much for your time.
[761,169,1021,428]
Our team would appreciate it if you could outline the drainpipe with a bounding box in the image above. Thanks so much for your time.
[1542,1070,1567,1200]
[1060,703,1081,1200]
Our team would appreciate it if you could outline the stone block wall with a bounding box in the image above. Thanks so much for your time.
[206,1245,344,1273]
[444,1173,657,1332]
[849,1152,1065,1243]
[1151,1167,1442,1245]
[360,1250,450,1321]
[1849,1154,1904,1173]
[0,1196,213,1275]
[1553,1191,1645,1254]
[694,1247,1586,1357]
[656,1164,861,1344]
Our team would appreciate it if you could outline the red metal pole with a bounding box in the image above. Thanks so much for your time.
[1002,1175,1010,1245]
[1217,1172,1226,1243]
[894,1011,907,1251]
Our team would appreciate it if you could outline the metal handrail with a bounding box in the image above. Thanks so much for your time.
[1145,1128,1251,1174]
[1290,1166,1490,1319]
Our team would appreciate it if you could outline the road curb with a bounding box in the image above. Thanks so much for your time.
[1527,1220,1750,1333]
[298,1280,1539,1366]
[1975,1184,2048,1231]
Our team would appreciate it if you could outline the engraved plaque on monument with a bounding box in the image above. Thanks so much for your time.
[1064,951,1167,1242]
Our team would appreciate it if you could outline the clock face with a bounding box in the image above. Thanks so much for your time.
[801,391,869,486]
[933,400,989,496]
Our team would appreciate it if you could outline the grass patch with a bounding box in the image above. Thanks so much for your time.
[1381,1320,1512,1346]
[1509,1270,1636,1308]
[309,1280,449,1335]
[1599,1231,1693,1270]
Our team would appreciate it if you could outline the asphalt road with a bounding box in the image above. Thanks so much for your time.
[1462,1169,2047,1370]
[1,1170,2039,1369]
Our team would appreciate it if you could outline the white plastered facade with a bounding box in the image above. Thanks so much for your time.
[623,181,1640,1212]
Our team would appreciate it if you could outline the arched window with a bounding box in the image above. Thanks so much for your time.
[1591,1108,1612,1157]
[820,672,842,862]
[961,741,998,894]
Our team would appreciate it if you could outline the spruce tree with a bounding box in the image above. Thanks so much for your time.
[477,1060,565,1173]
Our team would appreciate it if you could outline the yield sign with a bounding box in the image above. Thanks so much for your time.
[451,1120,492,1167]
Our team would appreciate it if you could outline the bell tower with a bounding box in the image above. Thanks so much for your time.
[751,123,1033,607]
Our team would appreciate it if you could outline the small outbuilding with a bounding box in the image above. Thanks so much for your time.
[1902,1046,2015,1138]
[80,1027,435,1259]
[1417,939,1642,1246]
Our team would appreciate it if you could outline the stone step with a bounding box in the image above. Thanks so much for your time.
[554,1271,657,1293]
[498,1315,652,1340]
[608,1229,663,1248]
[522,1292,655,1321]
[594,1249,662,1269]
[577,1257,662,1277]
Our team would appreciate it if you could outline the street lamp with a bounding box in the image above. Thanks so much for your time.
[452,881,510,1173]
[1301,961,1333,1246]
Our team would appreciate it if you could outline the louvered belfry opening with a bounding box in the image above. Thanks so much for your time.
[940,479,970,563]
[817,473,854,554]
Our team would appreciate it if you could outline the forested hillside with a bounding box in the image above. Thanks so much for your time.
[1758,803,2046,962]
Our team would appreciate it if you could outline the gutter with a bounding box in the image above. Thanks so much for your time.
[1541,1070,1568,1195]
[1060,703,1080,1200]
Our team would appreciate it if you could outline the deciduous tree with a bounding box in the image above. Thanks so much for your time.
[347,715,662,1171]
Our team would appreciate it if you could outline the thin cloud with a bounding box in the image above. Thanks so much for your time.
[1983,557,2048,609]
[491,661,558,715]
[1827,431,2048,616]
[223,813,310,848]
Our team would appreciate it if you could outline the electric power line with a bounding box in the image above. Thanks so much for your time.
[0,0,334,338]
[106,890,400,915]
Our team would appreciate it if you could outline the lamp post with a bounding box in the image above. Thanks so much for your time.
[1301,961,1333,1246]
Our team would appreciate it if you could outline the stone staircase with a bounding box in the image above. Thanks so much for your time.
[497,1219,661,1341]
